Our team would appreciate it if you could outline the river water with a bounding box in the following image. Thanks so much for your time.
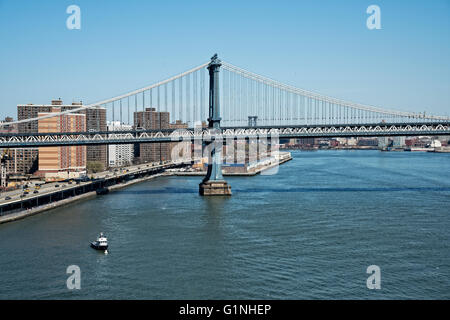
[0,150,449,299]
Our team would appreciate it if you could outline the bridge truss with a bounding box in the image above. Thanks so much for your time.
[0,122,449,148]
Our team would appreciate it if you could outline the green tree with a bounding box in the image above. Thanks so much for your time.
[87,161,104,173]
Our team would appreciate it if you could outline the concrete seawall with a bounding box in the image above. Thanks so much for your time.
[0,191,97,224]
[0,153,292,225]
[0,172,168,225]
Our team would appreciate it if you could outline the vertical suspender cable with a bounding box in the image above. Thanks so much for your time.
[200,68,205,125]
[171,81,175,123]
[186,73,190,127]
[179,77,183,123]
[193,71,197,125]
[120,99,122,124]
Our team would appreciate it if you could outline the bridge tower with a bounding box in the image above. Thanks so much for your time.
[199,54,232,196]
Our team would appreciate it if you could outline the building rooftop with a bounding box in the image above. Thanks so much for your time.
[18,100,106,109]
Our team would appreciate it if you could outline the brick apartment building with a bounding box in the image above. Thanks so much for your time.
[133,108,170,163]
[37,107,86,179]
[133,108,190,163]
[16,99,107,174]
[84,106,107,168]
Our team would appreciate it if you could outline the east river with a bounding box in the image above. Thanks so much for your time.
[0,150,449,299]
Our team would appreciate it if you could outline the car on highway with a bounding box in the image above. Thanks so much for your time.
[33,190,39,194]
[5,196,11,200]
[55,184,60,187]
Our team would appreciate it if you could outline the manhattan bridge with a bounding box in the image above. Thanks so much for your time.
[1,54,449,194]
[1,54,449,147]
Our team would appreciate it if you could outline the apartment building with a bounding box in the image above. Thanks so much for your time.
[107,121,134,167]
[37,107,86,180]
[133,108,170,163]
[16,99,107,174]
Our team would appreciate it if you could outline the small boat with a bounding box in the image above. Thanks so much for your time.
[91,232,108,251]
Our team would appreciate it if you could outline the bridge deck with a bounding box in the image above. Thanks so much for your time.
[0,122,449,148]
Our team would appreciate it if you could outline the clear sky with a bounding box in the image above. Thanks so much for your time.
[0,0,449,119]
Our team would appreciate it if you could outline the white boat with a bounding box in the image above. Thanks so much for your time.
[408,147,430,152]
[90,232,108,250]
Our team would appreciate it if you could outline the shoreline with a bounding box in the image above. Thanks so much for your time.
[0,154,291,225]
[0,172,168,225]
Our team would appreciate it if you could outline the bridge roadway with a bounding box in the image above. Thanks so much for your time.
[1,122,449,148]
[0,160,186,216]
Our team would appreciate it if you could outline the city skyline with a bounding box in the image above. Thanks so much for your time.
[0,0,449,120]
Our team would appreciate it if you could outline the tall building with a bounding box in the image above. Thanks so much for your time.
[1,149,37,177]
[68,101,107,169]
[16,99,107,174]
[0,117,20,181]
[133,108,170,163]
[16,103,53,174]
[84,106,107,169]
[107,121,133,167]
[37,107,86,180]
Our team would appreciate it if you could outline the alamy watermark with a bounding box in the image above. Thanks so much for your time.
[170,126,280,176]
[366,5,381,30]
[66,265,81,290]
[366,265,381,289]
[66,5,81,30]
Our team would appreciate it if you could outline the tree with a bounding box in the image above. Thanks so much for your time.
[87,161,104,173]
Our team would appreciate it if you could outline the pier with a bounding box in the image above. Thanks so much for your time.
[0,152,291,224]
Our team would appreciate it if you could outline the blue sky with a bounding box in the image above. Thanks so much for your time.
[0,0,449,118]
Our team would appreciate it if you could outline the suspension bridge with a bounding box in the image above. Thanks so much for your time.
[1,54,449,147]
[1,54,449,195]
